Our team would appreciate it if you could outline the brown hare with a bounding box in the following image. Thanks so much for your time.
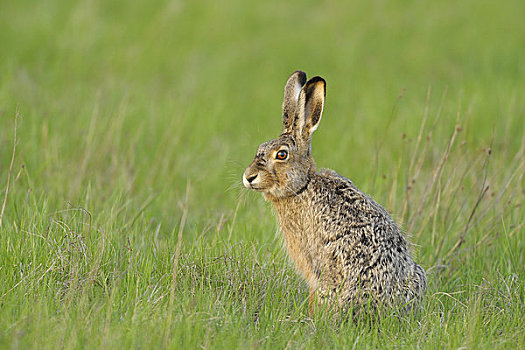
[243,71,427,316]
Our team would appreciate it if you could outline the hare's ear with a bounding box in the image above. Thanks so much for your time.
[296,76,326,151]
[282,70,307,134]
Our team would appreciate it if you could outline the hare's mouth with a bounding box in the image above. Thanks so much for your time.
[243,181,266,192]
[248,185,266,192]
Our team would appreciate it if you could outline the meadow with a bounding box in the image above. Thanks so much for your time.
[0,0,524,348]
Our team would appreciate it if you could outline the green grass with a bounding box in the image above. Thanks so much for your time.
[1,0,524,348]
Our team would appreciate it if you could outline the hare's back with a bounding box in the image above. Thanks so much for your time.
[313,169,409,255]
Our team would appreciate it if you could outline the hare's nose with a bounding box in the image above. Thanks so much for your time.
[243,172,259,188]
[246,174,258,183]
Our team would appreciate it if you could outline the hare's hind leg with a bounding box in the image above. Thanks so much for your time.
[308,287,315,317]
[309,287,316,317]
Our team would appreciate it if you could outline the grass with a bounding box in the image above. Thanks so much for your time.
[1,0,524,348]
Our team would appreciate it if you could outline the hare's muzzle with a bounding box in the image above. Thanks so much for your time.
[242,171,260,189]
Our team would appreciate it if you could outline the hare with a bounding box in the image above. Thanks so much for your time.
[243,71,427,316]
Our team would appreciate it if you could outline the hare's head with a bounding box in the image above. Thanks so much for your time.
[243,71,326,201]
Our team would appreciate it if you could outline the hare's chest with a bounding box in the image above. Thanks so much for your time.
[274,202,321,285]
[275,201,317,244]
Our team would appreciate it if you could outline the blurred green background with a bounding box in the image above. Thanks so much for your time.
[2,0,523,214]
[0,0,524,348]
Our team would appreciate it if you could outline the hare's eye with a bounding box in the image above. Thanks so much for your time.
[276,150,288,160]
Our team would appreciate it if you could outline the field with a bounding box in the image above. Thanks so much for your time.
[1,0,524,348]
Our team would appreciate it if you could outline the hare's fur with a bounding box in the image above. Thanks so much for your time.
[243,71,426,314]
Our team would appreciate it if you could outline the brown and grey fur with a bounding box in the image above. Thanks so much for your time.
[243,71,427,315]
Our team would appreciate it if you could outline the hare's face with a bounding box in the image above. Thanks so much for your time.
[243,134,313,200]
